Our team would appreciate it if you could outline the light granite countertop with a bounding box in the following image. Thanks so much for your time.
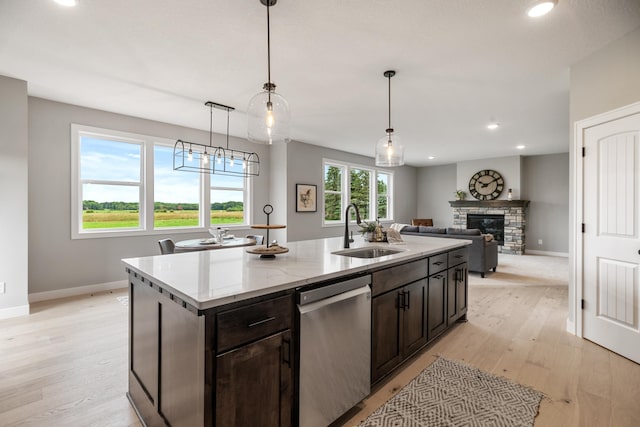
[122,235,470,310]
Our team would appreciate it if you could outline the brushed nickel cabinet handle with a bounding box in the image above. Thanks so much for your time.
[248,316,276,328]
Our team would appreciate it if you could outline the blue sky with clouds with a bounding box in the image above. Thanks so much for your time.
[81,137,244,204]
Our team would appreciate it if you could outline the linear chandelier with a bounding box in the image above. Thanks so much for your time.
[174,101,260,177]
[247,0,291,145]
[375,70,405,167]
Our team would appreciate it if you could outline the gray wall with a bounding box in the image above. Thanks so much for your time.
[416,164,456,227]
[415,153,569,252]
[0,76,29,313]
[568,26,640,326]
[522,153,569,253]
[284,141,417,242]
[457,156,522,200]
[28,97,271,295]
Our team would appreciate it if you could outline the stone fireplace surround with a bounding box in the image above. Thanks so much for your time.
[449,200,530,255]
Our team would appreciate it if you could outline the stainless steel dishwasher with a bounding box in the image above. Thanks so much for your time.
[298,274,371,427]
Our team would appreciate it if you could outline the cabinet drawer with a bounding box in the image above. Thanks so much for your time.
[428,253,448,275]
[448,247,469,267]
[372,258,428,296]
[217,295,292,353]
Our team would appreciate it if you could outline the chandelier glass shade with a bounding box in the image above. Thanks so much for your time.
[174,102,260,177]
[375,70,405,167]
[247,86,290,144]
[375,131,404,167]
[247,0,291,145]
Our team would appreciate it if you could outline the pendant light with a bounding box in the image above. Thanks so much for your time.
[247,0,291,145]
[174,101,260,177]
[375,70,405,167]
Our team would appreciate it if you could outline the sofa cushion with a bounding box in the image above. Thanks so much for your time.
[447,227,482,235]
[402,225,419,232]
[419,226,446,234]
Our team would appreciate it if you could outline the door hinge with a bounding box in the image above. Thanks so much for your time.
[582,147,585,157]
[581,299,585,310]
[582,223,585,233]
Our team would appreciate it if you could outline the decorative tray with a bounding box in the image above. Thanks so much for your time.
[246,244,289,259]
[250,224,286,229]
[246,245,289,255]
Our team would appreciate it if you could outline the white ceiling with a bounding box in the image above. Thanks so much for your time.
[1,0,639,166]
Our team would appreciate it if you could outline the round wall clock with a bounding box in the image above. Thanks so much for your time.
[468,169,504,200]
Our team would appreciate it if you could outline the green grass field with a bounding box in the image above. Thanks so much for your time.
[82,210,244,229]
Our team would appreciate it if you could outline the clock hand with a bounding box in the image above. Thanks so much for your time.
[480,178,498,188]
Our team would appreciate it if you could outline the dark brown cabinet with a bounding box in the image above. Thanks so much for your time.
[371,288,402,381]
[371,278,427,382]
[447,262,468,325]
[372,247,469,383]
[216,331,292,427]
[371,256,429,383]
[215,295,293,427]
[427,272,448,340]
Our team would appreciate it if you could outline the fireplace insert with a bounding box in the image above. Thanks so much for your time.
[467,214,504,245]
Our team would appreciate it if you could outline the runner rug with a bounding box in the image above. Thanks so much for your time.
[359,357,543,427]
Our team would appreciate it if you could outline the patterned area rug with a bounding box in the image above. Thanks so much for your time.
[359,357,543,427]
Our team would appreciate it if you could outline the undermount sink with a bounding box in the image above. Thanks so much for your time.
[332,247,404,259]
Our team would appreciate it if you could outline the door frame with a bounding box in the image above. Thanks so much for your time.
[572,100,640,338]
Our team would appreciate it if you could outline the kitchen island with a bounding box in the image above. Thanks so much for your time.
[122,235,470,427]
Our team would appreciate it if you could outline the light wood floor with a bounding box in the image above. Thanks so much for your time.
[340,255,640,427]
[1,255,638,426]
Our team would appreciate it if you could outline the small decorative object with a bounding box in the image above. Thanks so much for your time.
[248,204,288,259]
[295,184,317,212]
[507,188,513,201]
[358,221,378,241]
[374,220,385,242]
[455,190,466,200]
[468,169,504,200]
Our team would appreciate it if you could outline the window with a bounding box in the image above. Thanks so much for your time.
[154,144,200,228]
[376,172,390,220]
[211,172,248,226]
[322,159,393,225]
[77,132,144,232]
[324,163,344,222]
[350,168,371,220]
[72,125,250,238]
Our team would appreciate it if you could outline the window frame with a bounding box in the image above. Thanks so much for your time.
[71,124,251,239]
[321,158,394,227]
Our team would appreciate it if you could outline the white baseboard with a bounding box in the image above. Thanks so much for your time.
[29,280,128,303]
[566,318,576,335]
[0,304,30,320]
[525,249,569,257]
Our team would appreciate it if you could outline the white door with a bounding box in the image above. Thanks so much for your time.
[583,111,640,364]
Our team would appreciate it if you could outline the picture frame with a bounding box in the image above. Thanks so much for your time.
[296,184,317,212]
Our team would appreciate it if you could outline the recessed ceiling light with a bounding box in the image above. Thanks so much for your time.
[516,145,526,150]
[527,1,557,18]
[428,156,435,160]
[54,0,77,6]
[487,123,500,130]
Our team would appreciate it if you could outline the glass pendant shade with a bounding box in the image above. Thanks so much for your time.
[375,132,405,167]
[247,89,290,144]
[375,69,405,167]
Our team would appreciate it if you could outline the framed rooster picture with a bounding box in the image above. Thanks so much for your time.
[296,184,317,212]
